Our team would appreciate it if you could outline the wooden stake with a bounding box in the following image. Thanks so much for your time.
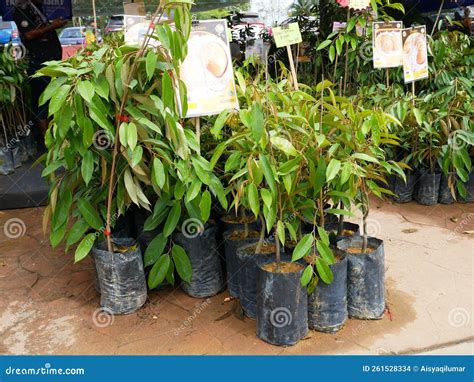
[412,81,416,106]
[195,117,201,153]
[342,7,350,95]
[386,68,390,88]
[286,45,299,91]
[92,0,98,42]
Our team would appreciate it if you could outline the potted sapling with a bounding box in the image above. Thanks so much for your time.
[40,1,193,314]
[335,106,406,320]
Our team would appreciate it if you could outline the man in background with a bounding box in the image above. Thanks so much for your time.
[13,0,67,148]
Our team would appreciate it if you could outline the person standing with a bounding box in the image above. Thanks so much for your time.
[13,0,67,145]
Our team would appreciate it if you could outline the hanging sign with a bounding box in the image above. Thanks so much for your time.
[272,23,302,49]
[373,21,403,68]
[123,1,145,16]
[402,26,428,83]
[180,20,239,118]
[0,0,73,21]
[336,0,371,10]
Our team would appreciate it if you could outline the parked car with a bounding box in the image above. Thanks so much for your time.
[105,15,124,35]
[58,27,102,46]
[0,20,21,46]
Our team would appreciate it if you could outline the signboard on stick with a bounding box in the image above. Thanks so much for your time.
[180,20,239,118]
[402,26,428,83]
[373,21,403,69]
[272,23,302,49]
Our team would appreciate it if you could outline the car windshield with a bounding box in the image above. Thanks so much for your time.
[0,22,11,29]
[62,29,82,38]
[108,17,123,25]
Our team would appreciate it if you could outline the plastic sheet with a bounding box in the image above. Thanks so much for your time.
[92,238,147,315]
[174,225,225,298]
[338,236,385,320]
[415,172,441,206]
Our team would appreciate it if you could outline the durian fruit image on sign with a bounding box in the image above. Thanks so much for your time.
[373,22,403,68]
[402,26,429,83]
[180,20,239,118]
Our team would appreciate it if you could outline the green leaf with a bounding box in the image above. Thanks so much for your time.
[317,227,330,246]
[49,84,71,115]
[248,183,260,219]
[313,158,326,194]
[292,233,313,261]
[270,136,298,156]
[77,80,95,103]
[148,254,170,289]
[352,153,379,163]
[250,103,264,142]
[81,151,94,185]
[50,223,67,248]
[301,265,313,287]
[127,122,138,151]
[163,202,181,237]
[316,240,336,265]
[260,188,273,209]
[317,39,332,51]
[75,234,96,263]
[146,50,157,80]
[162,71,174,109]
[124,169,138,205]
[326,158,341,182]
[152,158,166,188]
[77,199,102,230]
[277,220,285,246]
[316,257,333,284]
[186,178,202,203]
[200,190,212,222]
[172,244,192,283]
[259,154,276,193]
[66,219,89,248]
[131,146,143,168]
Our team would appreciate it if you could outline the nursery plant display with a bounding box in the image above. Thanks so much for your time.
[39,0,215,313]
[0,47,32,174]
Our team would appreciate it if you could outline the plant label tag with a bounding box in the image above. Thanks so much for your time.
[402,26,429,83]
[373,21,403,69]
[273,23,302,48]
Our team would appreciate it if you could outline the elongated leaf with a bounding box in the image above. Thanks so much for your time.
[292,233,313,261]
[270,136,298,156]
[77,80,95,103]
[75,234,96,263]
[146,50,157,80]
[148,254,170,289]
[259,154,276,193]
[81,151,94,185]
[301,265,313,287]
[248,183,260,219]
[49,84,71,115]
[124,169,138,205]
[172,244,192,283]
[200,190,212,222]
[152,158,166,188]
[163,202,181,237]
[77,199,102,230]
[316,257,333,284]
[326,158,341,182]
[316,240,336,265]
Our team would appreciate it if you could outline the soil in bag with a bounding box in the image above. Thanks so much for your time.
[308,254,348,332]
[256,260,308,346]
[338,236,385,320]
[174,225,225,298]
[223,229,261,298]
[439,172,456,204]
[390,171,417,203]
[92,238,147,314]
[414,171,441,206]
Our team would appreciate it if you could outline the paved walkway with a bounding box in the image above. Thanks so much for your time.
[0,200,472,355]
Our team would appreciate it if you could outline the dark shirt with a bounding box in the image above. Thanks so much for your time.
[13,4,62,68]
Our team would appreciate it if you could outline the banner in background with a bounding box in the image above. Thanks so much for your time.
[373,21,403,69]
[402,26,429,83]
[0,0,72,21]
[180,20,239,118]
